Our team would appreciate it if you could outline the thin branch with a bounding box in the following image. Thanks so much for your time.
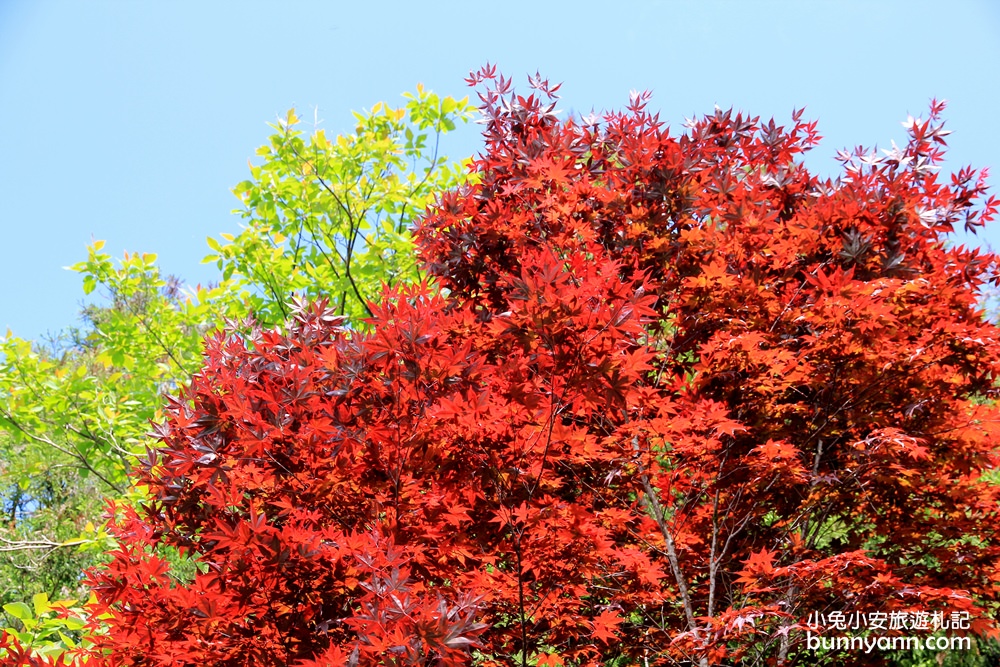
[0,536,90,553]
[0,408,125,494]
[633,436,697,633]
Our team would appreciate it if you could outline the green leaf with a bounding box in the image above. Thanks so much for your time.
[4,601,32,621]
[61,616,86,631]
[32,592,50,616]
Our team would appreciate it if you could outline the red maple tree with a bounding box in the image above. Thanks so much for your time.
[8,68,999,666]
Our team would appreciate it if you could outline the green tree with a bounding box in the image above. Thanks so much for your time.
[216,84,473,326]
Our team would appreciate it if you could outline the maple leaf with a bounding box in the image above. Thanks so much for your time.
[590,610,624,644]
[754,439,796,460]
[744,548,777,576]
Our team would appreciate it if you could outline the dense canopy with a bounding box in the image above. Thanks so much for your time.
[3,69,999,666]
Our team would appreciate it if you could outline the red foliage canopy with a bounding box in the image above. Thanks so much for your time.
[12,69,1000,666]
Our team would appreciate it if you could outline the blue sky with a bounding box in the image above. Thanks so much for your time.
[1,1,998,341]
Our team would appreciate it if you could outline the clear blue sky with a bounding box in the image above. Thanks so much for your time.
[2,1,998,341]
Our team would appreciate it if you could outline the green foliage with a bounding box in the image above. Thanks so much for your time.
[0,468,102,602]
[0,592,93,659]
[1,245,231,493]
[212,85,475,326]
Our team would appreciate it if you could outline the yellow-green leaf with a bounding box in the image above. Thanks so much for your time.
[32,592,50,616]
[4,601,32,621]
